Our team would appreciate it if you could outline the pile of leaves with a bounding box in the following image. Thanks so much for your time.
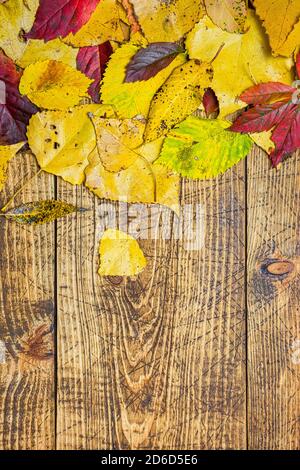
[0,0,299,276]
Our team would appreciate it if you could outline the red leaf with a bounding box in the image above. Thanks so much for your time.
[76,42,112,103]
[203,88,219,118]
[0,51,38,145]
[125,42,182,82]
[240,82,294,105]
[230,101,294,133]
[270,106,300,166]
[25,0,101,42]
[297,51,300,79]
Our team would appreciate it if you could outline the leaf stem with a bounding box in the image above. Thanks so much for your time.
[1,168,43,213]
[210,43,225,64]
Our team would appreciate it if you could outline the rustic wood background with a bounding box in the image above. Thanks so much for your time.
[0,147,299,450]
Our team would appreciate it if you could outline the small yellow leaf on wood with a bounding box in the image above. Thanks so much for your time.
[3,200,84,225]
[98,228,147,277]
[186,12,294,118]
[27,105,115,185]
[19,60,92,109]
[0,142,24,191]
[101,43,186,119]
[130,0,205,42]
[91,116,145,172]
[63,0,130,48]
[144,60,213,141]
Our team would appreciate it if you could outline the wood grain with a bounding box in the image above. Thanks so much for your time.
[247,149,300,449]
[0,153,55,450]
[1,148,299,449]
[56,160,246,449]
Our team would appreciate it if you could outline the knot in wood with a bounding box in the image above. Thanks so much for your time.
[260,258,294,280]
[106,275,124,286]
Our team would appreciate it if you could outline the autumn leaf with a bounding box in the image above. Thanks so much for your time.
[186,11,294,117]
[85,145,180,213]
[101,43,186,119]
[250,131,275,154]
[18,38,78,69]
[25,0,102,41]
[237,82,296,105]
[76,42,112,103]
[204,0,247,33]
[0,142,24,191]
[0,0,78,66]
[0,50,38,145]
[0,0,38,62]
[144,60,213,141]
[125,42,184,82]
[230,81,300,166]
[98,229,147,277]
[2,200,85,224]
[231,101,295,134]
[27,104,115,184]
[203,88,219,118]
[130,0,205,42]
[90,115,145,172]
[253,0,300,57]
[156,116,252,179]
[62,0,129,47]
[19,60,92,110]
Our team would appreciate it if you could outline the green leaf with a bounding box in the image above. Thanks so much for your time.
[156,117,253,179]
[2,200,86,225]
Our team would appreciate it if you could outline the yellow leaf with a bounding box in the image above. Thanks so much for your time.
[17,38,78,69]
[144,60,213,141]
[98,229,147,277]
[0,0,38,62]
[85,147,180,213]
[136,137,165,163]
[101,43,186,119]
[251,131,275,154]
[19,60,92,110]
[186,11,294,118]
[129,31,148,46]
[91,116,145,172]
[27,104,115,185]
[0,142,24,191]
[276,19,300,57]
[3,200,83,225]
[254,0,300,56]
[130,0,205,42]
[63,0,130,47]
[204,0,247,33]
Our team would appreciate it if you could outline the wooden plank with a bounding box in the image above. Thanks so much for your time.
[0,152,55,450]
[247,149,300,449]
[56,159,246,449]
